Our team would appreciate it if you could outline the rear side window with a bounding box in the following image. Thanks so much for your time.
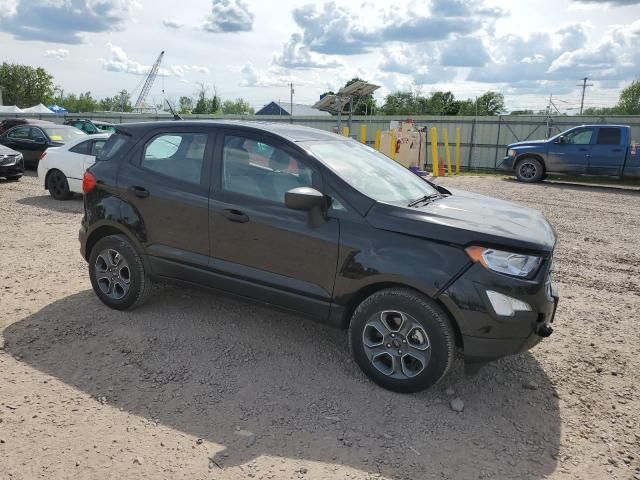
[70,140,92,155]
[97,133,128,161]
[91,140,106,156]
[7,126,30,139]
[596,128,621,145]
[142,133,207,184]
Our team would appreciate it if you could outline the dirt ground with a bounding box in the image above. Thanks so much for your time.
[1,172,638,480]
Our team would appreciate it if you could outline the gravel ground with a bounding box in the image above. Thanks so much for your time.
[1,172,638,480]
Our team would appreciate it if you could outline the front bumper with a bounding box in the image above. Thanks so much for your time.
[500,156,516,171]
[0,156,24,177]
[440,261,558,364]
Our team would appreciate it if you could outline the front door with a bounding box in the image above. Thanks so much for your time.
[117,127,213,270]
[2,126,43,163]
[588,127,626,176]
[547,127,594,173]
[209,130,339,319]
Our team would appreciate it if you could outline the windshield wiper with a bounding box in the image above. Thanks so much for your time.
[407,193,442,208]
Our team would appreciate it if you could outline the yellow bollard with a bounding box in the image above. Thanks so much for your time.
[390,131,397,160]
[374,129,381,150]
[342,126,349,137]
[443,128,452,176]
[359,124,366,144]
[430,127,439,177]
[455,127,461,175]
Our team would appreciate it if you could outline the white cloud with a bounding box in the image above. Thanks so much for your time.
[162,18,183,29]
[273,33,343,69]
[102,42,150,75]
[203,0,254,33]
[44,48,70,59]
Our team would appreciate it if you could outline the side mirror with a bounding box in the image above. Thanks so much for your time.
[285,187,327,227]
[554,135,564,144]
[285,187,326,211]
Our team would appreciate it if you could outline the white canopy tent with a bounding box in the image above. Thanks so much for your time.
[0,105,23,113]
[21,103,53,114]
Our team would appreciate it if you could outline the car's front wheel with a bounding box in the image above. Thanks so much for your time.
[46,169,72,200]
[515,157,544,183]
[349,288,456,393]
[88,235,153,310]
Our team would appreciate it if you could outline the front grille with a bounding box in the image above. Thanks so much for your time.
[0,155,18,166]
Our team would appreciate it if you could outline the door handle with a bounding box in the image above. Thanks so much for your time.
[129,186,150,198]
[221,209,249,223]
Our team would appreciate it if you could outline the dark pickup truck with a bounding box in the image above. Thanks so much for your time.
[501,125,639,182]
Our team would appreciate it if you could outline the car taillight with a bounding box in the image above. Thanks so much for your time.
[82,171,96,193]
[40,150,47,160]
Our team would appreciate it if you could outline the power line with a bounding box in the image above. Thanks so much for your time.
[577,77,594,115]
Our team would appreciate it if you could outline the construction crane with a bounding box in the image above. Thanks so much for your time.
[133,50,165,112]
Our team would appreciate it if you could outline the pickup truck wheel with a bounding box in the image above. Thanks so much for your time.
[515,157,544,183]
[349,288,455,393]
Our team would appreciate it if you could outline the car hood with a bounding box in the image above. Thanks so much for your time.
[0,144,20,156]
[366,189,556,253]
[508,139,547,148]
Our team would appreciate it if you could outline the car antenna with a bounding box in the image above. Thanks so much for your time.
[165,99,183,121]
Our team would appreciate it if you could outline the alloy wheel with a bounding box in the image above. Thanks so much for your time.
[48,172,66,197]
[94,248,131,300]
[362,310,431,379]
[519,162,537,179]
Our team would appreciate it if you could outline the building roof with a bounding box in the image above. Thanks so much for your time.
[115,119,343,143]
[255,101,331,117]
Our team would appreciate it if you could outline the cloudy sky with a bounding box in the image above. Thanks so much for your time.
[1,0,639,112]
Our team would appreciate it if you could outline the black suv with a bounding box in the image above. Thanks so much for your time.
[80,121,558,393]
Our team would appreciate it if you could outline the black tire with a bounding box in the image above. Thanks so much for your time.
[88,234,153,310]
[514,157,544,183]
[46,169,72,200]
[349,288,456,393]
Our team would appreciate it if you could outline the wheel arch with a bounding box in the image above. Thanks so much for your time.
[340,282,464,349]
[44,167,64,189]
[84,222,147,267]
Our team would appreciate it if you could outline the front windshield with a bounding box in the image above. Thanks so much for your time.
[42,126,87,143]
[304,140,437,203]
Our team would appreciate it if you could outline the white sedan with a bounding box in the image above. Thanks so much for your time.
[38,133,111,200]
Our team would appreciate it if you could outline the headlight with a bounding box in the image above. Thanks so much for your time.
[466,246,542,278]
[507,149,517,157]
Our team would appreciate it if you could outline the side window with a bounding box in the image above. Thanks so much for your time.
[8,126,31,139]
[69,140,92,155]
[565,128,593,145]
[30,128,46,141]
[91,140,106,157]
[596,128,621,145]
[84,123,98,134]
[222,134,316,203]
[141,133,207,184]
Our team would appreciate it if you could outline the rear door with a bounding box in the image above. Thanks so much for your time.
[208,129,339,319]
[547,127,593,173]
[117,126,214,271]
[588,127,626,176]
[2,126,39,162]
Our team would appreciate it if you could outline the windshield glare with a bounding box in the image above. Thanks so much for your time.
[42,126,87,143]
[305,140,437,203]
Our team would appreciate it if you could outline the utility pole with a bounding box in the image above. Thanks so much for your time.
[577,77,593,115]
[290,82,294,124]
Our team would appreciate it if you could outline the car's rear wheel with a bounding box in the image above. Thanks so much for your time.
[349,288,456,393]
[46,169,72,200]
[88,235,153,310]
[515,157,544,183]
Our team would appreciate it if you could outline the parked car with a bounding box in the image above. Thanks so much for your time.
[80,121,558,393]
[0,118,54,135]
[64,118,116,135]
[37,133,110,200]
[502,124,640,182]
[0,144,24,180]
[0,124,86,168]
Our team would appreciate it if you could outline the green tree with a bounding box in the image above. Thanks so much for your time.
[616,80,640,115]
[429,91,458,115]
[0,62,54,107]
[221,98,254,114]
[476,91,505,116]
[178,96,193,114]
[192,83,221,114]
[381,91,418,115]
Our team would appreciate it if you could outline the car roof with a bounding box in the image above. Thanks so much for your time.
[60,132,111,149]
[115,120,344,143]
[2,118,54,124]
